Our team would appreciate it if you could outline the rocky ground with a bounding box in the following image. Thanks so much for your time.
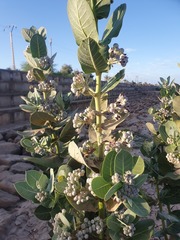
[0,95,179,240]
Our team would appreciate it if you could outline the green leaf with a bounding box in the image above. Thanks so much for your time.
[160,186,180,205]
[173,96,180,116]
[19,104,37,113]
[106,214,121,232]
[101,150,116,182]
[159,125,168,142]
[30,111,55,126]
[55,181,67,194]
[14,181,38,202]
[55,92,64,109]
[134,174,148,188]
[33,68,46,81]
[161,172,180,181]
[56,165,71,179]
[93,0,112,19]
[23,50,39,68]
[132,156,145,175]
[20,138,34,152]
[91,176,111,199]
[165,210,180,235]
[124,196,150,217]
[59,119,76,143]
[101,4,126,45]
[109,230,121,240]
[104,182,122,201]
[25,170,48,190]
[34,205,51,220]
[146,122,157,135]
[78,38,108,73]
[67,0,98,45]
[114,149,133,175]
[23,155,63,169]
[30,34,47,58]
[21,27,37,42]
[68,141,91,169]
[102,69,125,93]
[132,219,155,240]
[38,27,47,39]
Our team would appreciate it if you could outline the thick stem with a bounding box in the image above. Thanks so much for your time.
[94,73,103,161]
[156,182,168,240]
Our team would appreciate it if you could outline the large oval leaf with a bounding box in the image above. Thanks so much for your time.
[25,170,48,190]
[78,38,108,73]
[101,4,126,45]
[104,182,122,201]
[132,156,145,175]
[34,205,51,220]
[132,219,155,240]
[30,34,47,58]
[102,69,125,93]
[14,181,38,202]
[114,149,133,175]
[91,176,111,199]
[101,150,116,182]
[67,0,98,45]
[30,111,55,126]
[68,141,91,169]
[124,196,150,217]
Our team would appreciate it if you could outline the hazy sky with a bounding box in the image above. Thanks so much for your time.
[0,0,180,84]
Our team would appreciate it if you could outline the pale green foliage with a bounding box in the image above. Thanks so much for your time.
[14,1,180,240]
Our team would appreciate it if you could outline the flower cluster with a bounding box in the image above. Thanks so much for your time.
[35,181,48,202]
[111,172,121,184]
[38,79,57,92]
[123,170,135,185]
[35,190,47,202]
[30,136,56,156]
[71,72,88,97]
[104,130,133,155]
[108,43,128,67]
[64,169,89,205]
[38,56,53,70]
[53,210,72,240]
[123,223,136,237]
[40,101,67,121]
[113,171,138,202]
[26,69,35,82]
[73,107,95,133]
[166,152,180,165]
[76,216,103,240]
[108,94,128,120]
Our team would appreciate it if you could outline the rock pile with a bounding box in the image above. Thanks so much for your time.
[0,92,167,240]
[0,125,50,240]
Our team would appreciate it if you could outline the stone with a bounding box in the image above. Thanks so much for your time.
[0,154,29,165]
[0,172,25,195]
[4,130,18,141]
[0,165,9,172]
[0,133,3,141]
[10,162,35,174]
[0,142,21,155]
[0,209,14,240]
[0,190,20,208]
[14,135,22,143]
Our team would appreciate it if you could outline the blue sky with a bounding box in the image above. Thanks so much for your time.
[0,0,180,84]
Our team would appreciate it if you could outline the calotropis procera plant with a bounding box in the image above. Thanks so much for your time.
[142,77,180,239]
[15,1,155,240]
